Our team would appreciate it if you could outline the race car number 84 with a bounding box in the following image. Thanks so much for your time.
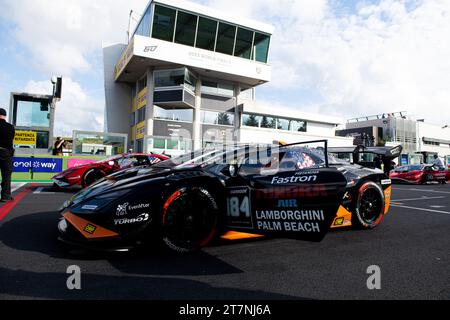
[228,196,250,218]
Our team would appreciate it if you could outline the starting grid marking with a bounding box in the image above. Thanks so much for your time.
[393,187,450,195]
[33,186,56,194]
[391,186,450,215]
[390,204,450,215]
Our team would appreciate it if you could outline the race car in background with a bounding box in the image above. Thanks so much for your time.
[57,140,393,253]
[389,164,448,184]
[52,153,169,189]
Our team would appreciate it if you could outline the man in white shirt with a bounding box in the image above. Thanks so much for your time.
[433,155,445,170]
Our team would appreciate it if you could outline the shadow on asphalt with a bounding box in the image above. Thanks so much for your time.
[0,212,243,277]
[0,267,301,300]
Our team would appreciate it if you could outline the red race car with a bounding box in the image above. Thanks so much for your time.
[52,153,169,189]
[390,164,448,184]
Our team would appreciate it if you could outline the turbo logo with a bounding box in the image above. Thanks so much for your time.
[114,213,150,226]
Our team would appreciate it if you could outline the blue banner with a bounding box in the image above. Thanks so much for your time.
[13,157,63,173]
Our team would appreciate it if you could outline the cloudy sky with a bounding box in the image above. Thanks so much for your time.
[0,0,449,136]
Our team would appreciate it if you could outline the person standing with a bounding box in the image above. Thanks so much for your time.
[433,154,445,170]
[53,137,66,156]
[0,108,15,202]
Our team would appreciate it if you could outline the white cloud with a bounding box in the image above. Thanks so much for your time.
[205,0,450,125]
[24,78,104,137]
[0,0,147,75]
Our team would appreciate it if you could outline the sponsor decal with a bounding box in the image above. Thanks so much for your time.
[333,217,344,226]
[255,209,326,233]
[381,179,392,185]
[116,202,150,216]
[271,175,317,184]
[67,159,96,169]
[81,205,98,211]
[84,224,97,234]
[256,185,328,199]
[13,157,63,173]
[116,203,129,216]
[114,213,150,225]
[276,199,298,208]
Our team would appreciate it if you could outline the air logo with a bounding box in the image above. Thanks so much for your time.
[66,265,81,290]
[277,199,298,208]
[366,265,381,290]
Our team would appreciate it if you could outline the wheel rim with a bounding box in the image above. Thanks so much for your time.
[359,187,383,223]
[163,189,217,251]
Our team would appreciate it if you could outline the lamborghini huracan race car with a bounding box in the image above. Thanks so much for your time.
[58,140,392,253]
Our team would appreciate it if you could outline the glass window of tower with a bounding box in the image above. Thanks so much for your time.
[253,32,270,63]
[154,106,193,122]
[195,17,217,51]
[175,11,198,46]
[291,120,307,132]
[234,28,253,59]
[215,22,236,55]
[152,5,176,42]
[242,114,261,127]
[277,118,289,130]
[154,69,185,88]
[135,6,152,37]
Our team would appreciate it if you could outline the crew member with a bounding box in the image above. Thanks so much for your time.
[0,108,15,202]
[433,154,445,170]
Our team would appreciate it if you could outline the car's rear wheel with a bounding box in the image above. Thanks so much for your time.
[161,186,219,253]
[82,169,105,188]
[353,181,385,229]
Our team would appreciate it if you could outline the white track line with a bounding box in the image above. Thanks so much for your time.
[390,196,445,202]
[390,204,450,215]
[393,188,450,194]
[11,183,27,193]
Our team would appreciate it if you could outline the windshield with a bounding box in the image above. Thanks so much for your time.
[153,141,336,172]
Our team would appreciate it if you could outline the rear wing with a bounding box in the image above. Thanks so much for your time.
[364,145,403,160]
[329,145,403,160]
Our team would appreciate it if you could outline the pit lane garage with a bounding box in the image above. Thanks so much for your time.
[1,178,449,300]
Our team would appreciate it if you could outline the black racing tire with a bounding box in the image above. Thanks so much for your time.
[161,186,219,253]
[423,173,433,184]
[82,169,105,188]
[353,181,385,229]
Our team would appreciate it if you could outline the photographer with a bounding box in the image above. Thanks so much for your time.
[53,137,66,156]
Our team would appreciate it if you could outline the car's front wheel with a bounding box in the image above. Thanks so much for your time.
[353,181,385,229]
[161,186,219,253]
[82,169,105,188]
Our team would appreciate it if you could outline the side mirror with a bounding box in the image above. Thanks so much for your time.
[222,164,239,177]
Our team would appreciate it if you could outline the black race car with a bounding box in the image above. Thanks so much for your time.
[58,140,393,253]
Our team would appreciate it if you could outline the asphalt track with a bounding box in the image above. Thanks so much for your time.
[0,183,449,300]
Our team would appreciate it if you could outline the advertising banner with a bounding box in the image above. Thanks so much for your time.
[68,158,97,169]
[14,131,37,146]
[13,157,63,173]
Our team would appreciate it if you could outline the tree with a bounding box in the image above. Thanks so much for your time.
[244,114,259,127]
[217,113,231,126]
[261,116,270,128]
